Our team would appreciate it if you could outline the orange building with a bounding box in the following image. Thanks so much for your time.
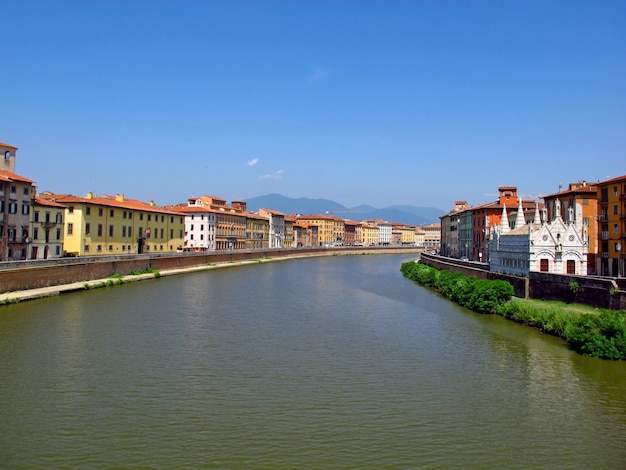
[471,186,540,262]
[596,174,626,277]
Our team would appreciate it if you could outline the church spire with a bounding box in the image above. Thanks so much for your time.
[534,201,541,224]
[500,204,510,234]
[515,197,526,229]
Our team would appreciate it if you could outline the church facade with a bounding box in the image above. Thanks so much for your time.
[489,198,588,276]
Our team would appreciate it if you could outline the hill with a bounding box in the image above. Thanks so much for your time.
[244,194,444,226]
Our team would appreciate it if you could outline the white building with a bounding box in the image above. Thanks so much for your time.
[259,208,285,248]
[490,198,588,276]
[378,222,392,246]
[177,200,217,251]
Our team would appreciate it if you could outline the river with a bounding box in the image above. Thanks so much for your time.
[1,254,625,469]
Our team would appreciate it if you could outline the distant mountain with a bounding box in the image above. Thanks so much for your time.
[244,194,444,226]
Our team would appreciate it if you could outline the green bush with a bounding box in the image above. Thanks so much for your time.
[401,262,513,313]
[401,261,626,360]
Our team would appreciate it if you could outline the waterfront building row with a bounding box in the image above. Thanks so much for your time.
[0,141,429,260]
[440,178,626,278]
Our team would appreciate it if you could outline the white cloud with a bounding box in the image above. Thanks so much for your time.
[308,67,332,82]
[247,158,259,166]
[260,169,284,180]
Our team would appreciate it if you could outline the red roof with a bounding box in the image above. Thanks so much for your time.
[0,142,18,149]
[0,169,34,184]
[43,192,184,215]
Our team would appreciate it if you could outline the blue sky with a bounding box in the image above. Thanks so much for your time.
[2,0,624,211]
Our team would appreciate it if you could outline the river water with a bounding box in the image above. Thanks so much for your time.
[1,254,625,469]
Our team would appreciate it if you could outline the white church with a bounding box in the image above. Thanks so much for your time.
[489,198,588,276]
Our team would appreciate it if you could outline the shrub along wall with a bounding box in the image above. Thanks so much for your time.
[401,261,626,360]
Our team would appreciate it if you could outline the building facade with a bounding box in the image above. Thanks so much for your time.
[596,174,626,277]
[30,196,65,259]
[490,199,588,276]
[543,181,598,274]
[43,192,185,256]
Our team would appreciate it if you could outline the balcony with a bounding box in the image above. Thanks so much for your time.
[601,231,609,240]
[41,221,57,228]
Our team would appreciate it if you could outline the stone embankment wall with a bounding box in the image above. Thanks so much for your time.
[419,253,626,310]
[0,246,421,294]
[419,253,529,299]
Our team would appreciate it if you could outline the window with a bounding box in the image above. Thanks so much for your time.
[109,225,114,236]
[615,224,619,234]
[540,259,549,272]
[97,245,102,252]
[148,214,151,221]
[171,216,174,223]
[110,209,114,217]
[9,202,17,214]
[68,206,74,214]
[56,213,62,224]
[99,207,103,217]
[614,186,619,197]
[128,227,132,238]
[140,213,144,221]
[56,246,60,255]
[8,228,16,241]
[108,245,113,252]
[86,206,91,215]
[68,223,74,235]
[614,205,618,215]
[22,203,29,215]
[139,227,143,237]
[170,229,173,238]
[45,212,50,222]
[161,216,164,222]
[84,245,90,252]
[85,223,91,235]
[122,226,127,237]
[616,242,622,252]
[123,211,127,219]
[24,187,30,196]
[11,185,16,193]
[98,224,103,237]
[33,228,39,240]
[190,224,194,230]
[56,228,61,240]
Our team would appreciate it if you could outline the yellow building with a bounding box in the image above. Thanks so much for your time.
[246,212,270,250]
[361,224,379,246]
[42,192,185,256]
[297,214,345,246]
[396,224,416,245]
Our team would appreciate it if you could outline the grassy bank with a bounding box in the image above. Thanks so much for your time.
[401,261,626,360]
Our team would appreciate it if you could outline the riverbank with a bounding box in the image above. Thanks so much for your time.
[401,260,626,360]
[1,248,419,304]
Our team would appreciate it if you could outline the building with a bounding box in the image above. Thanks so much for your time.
[362,223,379,246]
[172,197,219,252]
[30,195,65,259]
[414,226,425,248]
[0,142,36,260]
[259,208,286,248]
[184,196,247,250]
[440,201,468,257]
[43,192,185,256]
[543,181,598,274]
[246,212,270,250]
[490,198,588,276]
[422,224,442,252]
[596,174,626,277]
[471,186,541,262]
[343,220,360,246]
[297,214,345,246]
